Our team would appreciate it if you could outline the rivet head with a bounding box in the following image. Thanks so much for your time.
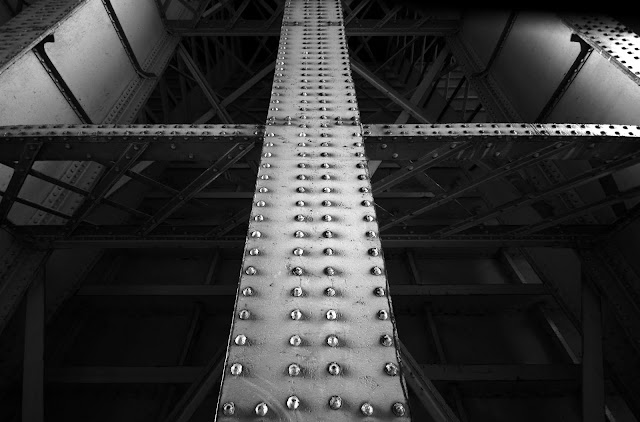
[294,230,305,238]
[239,309,250,319]
[368,247,380,256]
[362,200,372,207]
[358,174,367,180]
[366,230,377,238]
[323,215,332,222]
[222,402,235,415]
[329,396,343,409]
[323,187,331,193]
[380,334,393,347]
[249,248,259,256]
[292,287,303,297]
[356,163,365,168]
[392,403,406,416]
[245,266,257,275]
[321,174,331,180]
[292,266,304,276]
[258,187,268,193]
[288,363,301,376]
[324,248,334,256]
[290,335,302,346]
[361,403,374,416]
[326,309,337,320]
[378,309,388,320]
[295,214,305,222]
[364,215,375,222]
[325,266,337,276]
[297,175,307,181]
[328,361,341,375]
[260,175,269,179]
[385,362,399,376]
[298,163,307,168]
[287,395,300,410]
[326,335,339,347]
[230,363,243,375]
[293,247,304,256]
[242,287,254,296]
[360,187,370,193]
[251,231,262,238]
[254,215,264,222]
[325,287,336,297]
[296,200,305,206]
[371,266,383,275]
[322,200,332,207]
[323,230,333,238]
[374,287,385,297]
[290,309,302,320]
[234,334,247,346]
[255,402,268,416]
[296,187,306,193]
[321,163,330,168]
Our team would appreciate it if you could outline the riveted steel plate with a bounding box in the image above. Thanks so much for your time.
[215,0,410,420]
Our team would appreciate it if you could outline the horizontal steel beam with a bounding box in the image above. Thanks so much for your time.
[167,19,459,36]
[45,364,578,384]
[1,123,638,161]
[76,283,549,297]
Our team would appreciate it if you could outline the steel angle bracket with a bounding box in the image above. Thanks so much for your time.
[215,0,411,420]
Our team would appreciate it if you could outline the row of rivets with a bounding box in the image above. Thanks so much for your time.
[222,400,406,416]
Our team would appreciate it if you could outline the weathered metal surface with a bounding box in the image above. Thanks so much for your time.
[214,0,410,420]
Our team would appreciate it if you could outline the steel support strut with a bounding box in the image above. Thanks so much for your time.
[214,0,410,420]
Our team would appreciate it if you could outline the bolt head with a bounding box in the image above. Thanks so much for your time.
[361,403,374,416]
[328,362,341,375]
[329,396,342,409]
[222,402,235,415]
[255,402,268,416]
[234,334,247,346]
[287,396,300,410]
[230,363,243,375]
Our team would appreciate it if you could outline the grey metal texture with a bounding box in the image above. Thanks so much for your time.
[215,0,410,420]
[2,123,640,161]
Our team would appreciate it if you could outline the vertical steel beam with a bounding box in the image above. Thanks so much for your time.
[582,274,605,422]
[214,0,410,419]
[22,268,45,422]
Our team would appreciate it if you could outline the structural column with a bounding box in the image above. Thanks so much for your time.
[215,0,410,419]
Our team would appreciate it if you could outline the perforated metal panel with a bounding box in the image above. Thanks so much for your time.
[215,0,411,420]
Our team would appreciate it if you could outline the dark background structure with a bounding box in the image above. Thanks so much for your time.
[0,0,640,421]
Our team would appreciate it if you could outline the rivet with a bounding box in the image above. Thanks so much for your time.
[242,287,254,296]
[260,175,269,180]
[294,230,305,238]
[361,403,374,416]
[250,231,262,238]
[364,215,375,222]
[321,163,330,168]
[322,200,332,206]
[296,187,306,193]
[323,215,332,222]
[298,163,307,168]
[297,174,307,180]
[378,309,388,320]
[292,287,303,297]
[325,287,336,297]
[366,230,377,238]
[249,248,259,256]
[239,309,251,319]
[296,200,305,206]
[287,396,300,410]
[326,309,337,320]
[253,215,264,222]
[321,174,331,180]
[323,230,333,238]
[392,403,406,416]
[324,247,334,256]
[371,266,383,275]
[262,163,271,168]
[326,335,339,347]
[368,247,380,256]
[321,142,329,147]
[258,187,268,193]
[295,214,305,221]
[358,174,367,180]
[293,247,304,256]
[234,334,247,345]
[230,363,243,375]
[356,163,365,168]
[324,266,336,276]
[362,200,372,207]
[322,187,331,193]
[291,309,303,320]
[290,335,302,346]
[385,362,399,376]
[222,402,235,416]
[245,266,257,275]
[329,396,343,409]
[380,334,393,347]
[374,287,385,296]
[328,361,341,375]
[288,363,301,376]
[255,402,268,416]
[292,266,304,276]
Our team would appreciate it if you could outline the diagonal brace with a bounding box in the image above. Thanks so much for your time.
[0,142,42,223]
